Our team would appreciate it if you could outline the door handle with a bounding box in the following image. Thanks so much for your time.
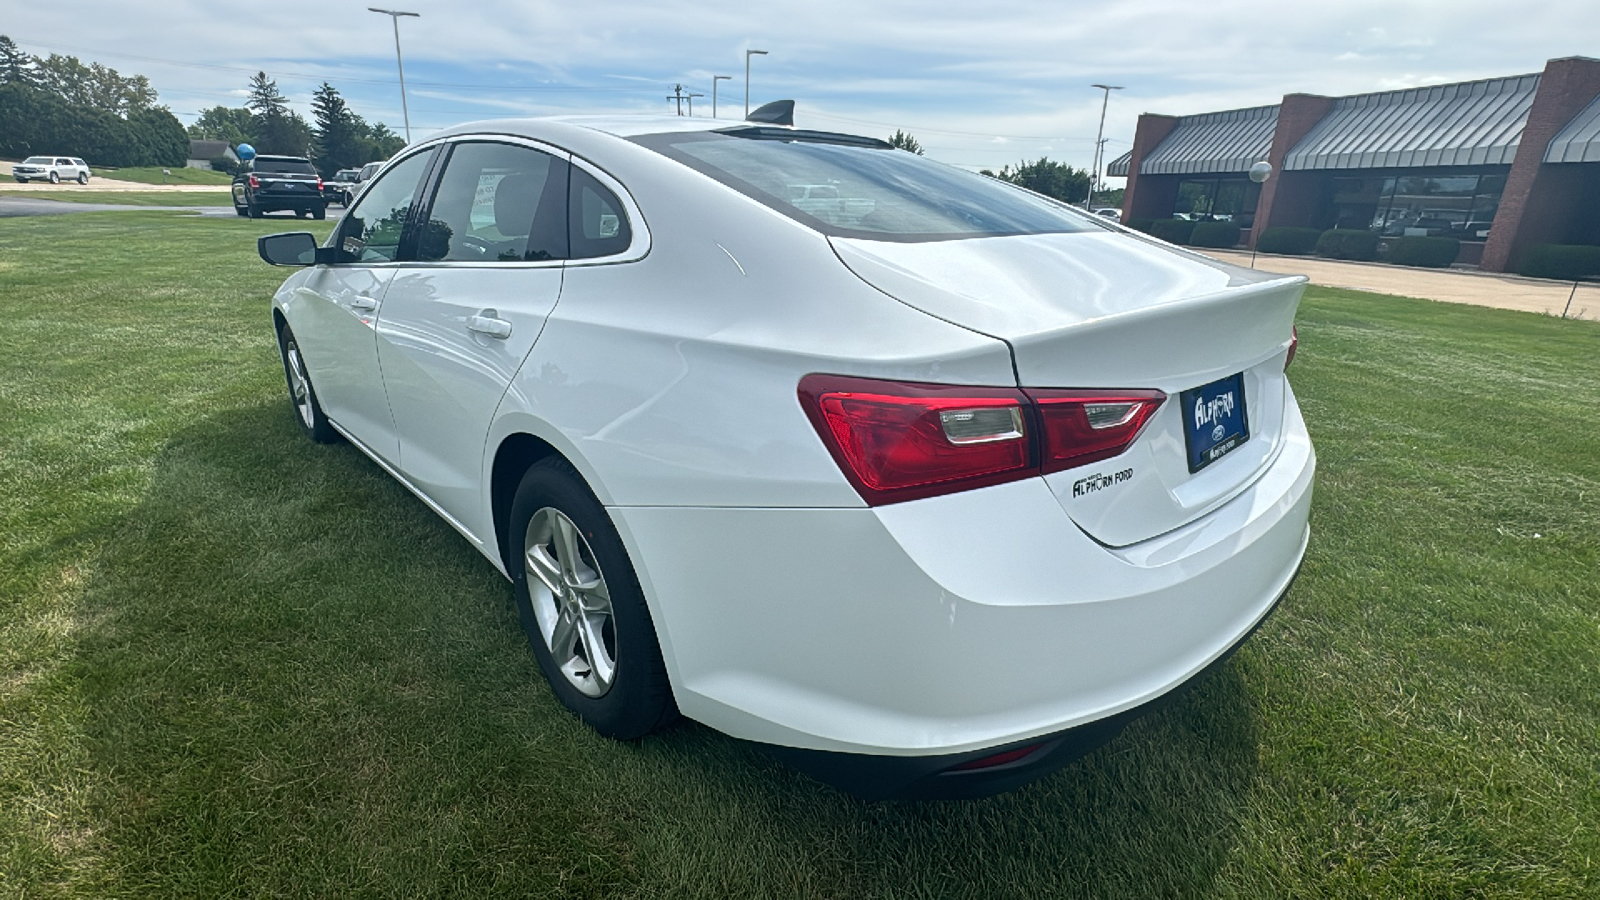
[350,296,379,312]
[466,310,512,339]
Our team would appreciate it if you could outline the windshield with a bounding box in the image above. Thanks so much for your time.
[22,157,51,165]
[634,131,1105,242]
[254,159,317,175]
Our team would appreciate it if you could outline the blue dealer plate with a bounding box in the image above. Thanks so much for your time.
[1180,372,1249,473]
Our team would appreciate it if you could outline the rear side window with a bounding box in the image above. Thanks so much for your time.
[636,131,1103,242]
[254,158,317,175]
[569,168,631,259]
[417,141,570,263]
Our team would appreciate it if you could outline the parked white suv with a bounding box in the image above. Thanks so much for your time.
[12,156,92,184]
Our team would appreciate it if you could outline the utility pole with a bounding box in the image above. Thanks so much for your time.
[666,83,687,116]
[1089,83,1123,209]
[686,91,705,117]
[745,49,768,117]
[369,8,420,143]
[712,75,731,118]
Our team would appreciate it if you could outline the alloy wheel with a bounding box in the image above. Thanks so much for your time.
[283,340,315,428]
[523,507,617,698]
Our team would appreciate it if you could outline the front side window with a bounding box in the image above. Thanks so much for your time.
[417,141,569,263]
[635,130,1103,242]
[331,150,433,263]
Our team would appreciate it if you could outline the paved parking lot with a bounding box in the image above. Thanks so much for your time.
[1204,248,1597,320]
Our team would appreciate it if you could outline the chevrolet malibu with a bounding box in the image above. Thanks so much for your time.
[256,110,1315,799]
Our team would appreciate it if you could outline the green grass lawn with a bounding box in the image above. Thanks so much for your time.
[93,166,234,186]
[2,211,1598,898]
[0,190,235,207]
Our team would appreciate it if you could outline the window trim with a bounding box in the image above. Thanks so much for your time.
[405,136,571,270]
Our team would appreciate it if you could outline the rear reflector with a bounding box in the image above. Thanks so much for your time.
[948,743,1045,772]
[800,375,1166,505]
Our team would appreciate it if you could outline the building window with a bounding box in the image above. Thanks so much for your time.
[1326,169,1507,242]
[1175,177,1262,228]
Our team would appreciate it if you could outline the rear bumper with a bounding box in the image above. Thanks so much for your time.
[610,391,1315,778]
[767,564,1296,800]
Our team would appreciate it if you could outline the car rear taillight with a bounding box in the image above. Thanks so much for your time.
[798,375,1033,505]
[317,176,324,190]
[1027,389,1166,475]
[1285,326,1298,371]
[800,375,1167,506]
[248,174,260,189]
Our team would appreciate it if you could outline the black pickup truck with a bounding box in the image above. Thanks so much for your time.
[232,155,327,219]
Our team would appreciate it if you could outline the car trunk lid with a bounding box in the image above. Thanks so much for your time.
[831,230,1306,546]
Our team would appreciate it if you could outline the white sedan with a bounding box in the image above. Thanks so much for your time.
[257,109,1315,799]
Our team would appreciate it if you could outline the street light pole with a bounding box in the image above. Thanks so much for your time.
[745,49,768,117]
[1089,83,1123,209]
[369,8,420,143]
[712,75,731,118]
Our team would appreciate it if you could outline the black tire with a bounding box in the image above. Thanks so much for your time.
[509,458,675,739]
[248,200,262,219]
[276,326,339,444]
[76,172,88,184]
[234,205,248,217]
[312,205,326,221]
[48,171,60,184]
[13,178,24,184]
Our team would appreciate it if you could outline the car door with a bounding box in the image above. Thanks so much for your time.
[374,138,571,538]
[282,147,437,464]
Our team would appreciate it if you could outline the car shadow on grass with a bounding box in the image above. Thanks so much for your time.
[67,398,1265,898]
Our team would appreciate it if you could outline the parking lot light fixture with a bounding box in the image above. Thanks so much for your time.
[712,75,731,118]
[369,8,420,143]
[745,49,768,117]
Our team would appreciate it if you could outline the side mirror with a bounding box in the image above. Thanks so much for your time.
[258,232,335,267]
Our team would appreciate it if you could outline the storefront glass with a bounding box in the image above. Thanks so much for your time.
[1326,169,1508,241]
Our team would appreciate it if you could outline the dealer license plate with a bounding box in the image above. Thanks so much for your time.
[1180,372,1249,473]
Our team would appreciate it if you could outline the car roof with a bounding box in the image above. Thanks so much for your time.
[255,155,312,162]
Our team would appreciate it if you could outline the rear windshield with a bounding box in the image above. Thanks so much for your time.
[634,131,1104,242]
[253,159,317,175]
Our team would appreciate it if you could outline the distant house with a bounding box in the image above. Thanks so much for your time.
[187,140,239,170]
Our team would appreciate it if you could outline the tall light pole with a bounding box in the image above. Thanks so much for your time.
[745,49,768,117]
[712,75,731,118]
[369,8,420,143]
[1089,83,1123,209]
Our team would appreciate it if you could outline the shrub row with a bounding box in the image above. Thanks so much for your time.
[1256,227,1322,255]
[1189,221,1241,248]
[1314,229,1380,261]
[1517,244,1600,281]
[1386,236,1460,268]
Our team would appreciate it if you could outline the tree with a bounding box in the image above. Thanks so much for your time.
[245,72,311,155]
[311,82,364,176]
[888,129,924,155]
[188,105,256,146]
[358,120,406,161]
[994,157,1091,205]
[0,35,38,88]
[32,54,157,116]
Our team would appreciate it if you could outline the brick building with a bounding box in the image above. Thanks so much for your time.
[1108,57,1600,273]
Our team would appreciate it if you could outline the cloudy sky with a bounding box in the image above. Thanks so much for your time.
[10,1,1598,174]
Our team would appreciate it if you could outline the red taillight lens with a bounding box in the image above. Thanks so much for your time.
[798,375,1033,505]
[949,742,1045,772]
[317,176,324,189]
[800,375,1167,506]
[1285,326,1298,371]
[1028,389,1166,475]
[248,174,260,188]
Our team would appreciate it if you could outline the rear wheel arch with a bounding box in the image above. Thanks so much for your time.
[491,433,564,572]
